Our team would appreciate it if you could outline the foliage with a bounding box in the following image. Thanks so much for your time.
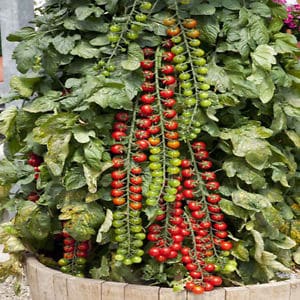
[0,0,299,289]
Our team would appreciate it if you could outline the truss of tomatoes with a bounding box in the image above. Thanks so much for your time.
[109,17,233,295]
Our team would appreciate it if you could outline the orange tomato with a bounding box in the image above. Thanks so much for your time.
[167,140,180,149]
[148,137,161,146]
[130,201,142,210]
[186,29,201,38]
[113,197,126,206]
[183,19,197,29]
[163,18,176,26]
[166,26,181,37]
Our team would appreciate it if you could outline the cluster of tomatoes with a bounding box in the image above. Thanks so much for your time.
[108,1,153,44]
[163,17,212,141]
[26,153,43,202]
[58,230,89,277]
[111,111,147,265]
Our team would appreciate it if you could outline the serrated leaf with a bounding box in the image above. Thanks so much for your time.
[52,34,81,55]
[232,189,270,212]
[121,43,143,71]
[71,41,100,59]
[10,76,40,98]
[251,45,277,71]
[96,209,113,243]
[63,166,86,191]
[0,107,17,139]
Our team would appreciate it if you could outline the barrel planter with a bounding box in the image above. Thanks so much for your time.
[25,255,300,300]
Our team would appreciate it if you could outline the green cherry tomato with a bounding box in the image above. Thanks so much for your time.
[167,166,181,174]
[58,258,70,267]
[135,13,147,22]
[165,187,178,195]
[135,233,146,240]
[146,190,159,198]
[107,32,120,43]
[150,147,161,154]
[134,249,145,256]
[116,248,128,255]
[115,227,127,235]
[60,265,71,273]
[175,63,188,72]
[115,254,125,261]
[130,210,140,217]
[130,225,143,233]
[171,45,185,55]
[196,75,206,82]
[132,256,142,263]
[183,89,194,97]
[131,24,142,32]
[192,49,205,57]
[163,194,176,202]
[189,133,197,140]
[149,155,160,162]
[149,162,162,170]
[110,24,122,32]
[171,36,183,44]
[106,64,116,72]
[200,99,212,107]
[182,111,192,117]
[113,211,126,220]
[131,217,142,225]
[75,258,87,265]
[112,220,125,228]
[173,55,186,64]
[126,31,139,40]
[192,127,201,134]
[123,258,133,265]
[167,150,181,158]
[140,1,152,10]
[146,198,157,206]
[168,179,181,187]
[199,83,210,91]
[115,234,127,242]
[185,97,197,107]
[179,72,191,80]
[151,170,164,177]
[199,92,209,99]
[180,81,192,89]
[149,184,162,191]
[181,117,191,125]
[196,67,208,75]
[194,58,207,66]
[132,239,143,248]
[170,158,182,166]
[189,39,201,47]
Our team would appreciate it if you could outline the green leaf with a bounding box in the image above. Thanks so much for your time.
[219,199,249,220]
[271,102,287,133]
[121,43,143,71]
[75,6,104,21]
[23,92,61,113]
[273,33,299,54]
[52,34,81,55]
[251,229,264,263]
[83,164,101,194]
[251,45,276,71]
[272,235,296,250]
[249,16,269,45]
[72,127,96,144]
[85,86,132,110]
[0,159,18,185]
[258,76,275,104]
[223,158,267,189]
[222,0,241,10]
[285,130,300,148]
[63,166,86,191]
[191,4,216,15]
[96,209,113,244]
[71,41,100,59]
[90,34,110,46]
[90,256,110,279]
[7,27,35,42]
[206,57,229,92]
[10,76,40,98]
[232,242,250,261]
[292,246,300,264]
[262,206,285,229]
[59,201,105,241]
[45,133,72,176]
[229,75,258,98]
[84,139,105,170]
[249,2,271,18]
[13,40,41,73]
[231,189,271,212]
[0,107,17,139]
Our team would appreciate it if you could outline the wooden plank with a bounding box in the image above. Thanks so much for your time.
[25,256,40,300]
[67,277,102,300]
[187,288,225,300]
[125,284,160,300]
[247,281,290,300]
[53,272,68,300]
[290,279,300,300]
[225,286,250,300]
[159,287,187,300]
[102,281,127,300]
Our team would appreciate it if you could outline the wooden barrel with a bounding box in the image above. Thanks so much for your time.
[25,255,300,300]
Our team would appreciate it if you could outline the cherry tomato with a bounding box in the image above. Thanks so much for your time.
[162,98,176,107]
[148,125,161,135]
[167,140,180,149]
[182,168,193,178]
[161,65,175,75]
[111,170,126,180]
[215,231,228,239]
[111,189,125,197]
[113,122,127,132]
[162,75,176,85]
[165,120,178,130]
[64,252,74,260]
[206,181,220,191]
[192,141,206,151]
[183,18,197,29]
[160,89,174,99]
[166,26,181,37]
[140,105,154,116]
[130,176,143,185]
[115,112,129,122]
[142,47,155,57]
[187,29,201,38]
[213,222,228,231]
[140,94,155,104]
[112,131,126,141]
[201,171,216,181]
[135,129,150,140]
[129,201,142,210]
[183,189,194,199]
[165,131,179,140]
[148,137,161,146]
[163,18,176,26]
[141,82,155,93]
[198,160,213,170]
[130,193,143,202]
[183,179,197,189]
[135,139,149,150]
[110,24,122,32]
[206,194,221,204]
[188,201,201,211]
[112,197,126,206]
[149,247,160,257]
[63,245,75,253]
[64,237,75,245]
[140,59,154,70]
[27,192,39,202]
[135,13,147,22]
[192,285,204,294]
[143,70,155,80]
[77,242,89,251]
[148,114,160,124]
[195,150,209,160]
[111,144,125,155]
[133,152,147,163]
[112,157,124,168]
[220,241,233,251]
[162,51,175,62]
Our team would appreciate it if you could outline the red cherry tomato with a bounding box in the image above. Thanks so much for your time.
[115,112,130,122]
[110,144,125,154]
[140,59,154,70]
[161,65,175,75]
[160,89,174,99]
[140,94,156,104]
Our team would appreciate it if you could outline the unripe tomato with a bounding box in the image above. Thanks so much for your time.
[163,18,176,26]
[183,19,197,29]
[166,26,181,36]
